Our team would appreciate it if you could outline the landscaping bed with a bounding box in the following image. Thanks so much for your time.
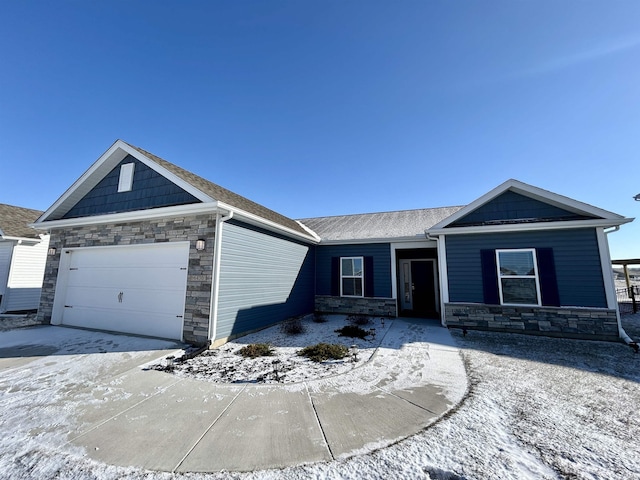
[152,314,391,384]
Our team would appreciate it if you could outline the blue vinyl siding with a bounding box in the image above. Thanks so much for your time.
[446,229,607,308]
[215,221,315,340]
[450,191,596,227]
[316,244,392,298]
[63,155,200,218]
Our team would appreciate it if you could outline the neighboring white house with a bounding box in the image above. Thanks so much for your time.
[0,204,49,313]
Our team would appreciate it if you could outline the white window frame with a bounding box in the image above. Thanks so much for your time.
[117,163,135,192]
[496,248,541,306]
[340,256,364,298]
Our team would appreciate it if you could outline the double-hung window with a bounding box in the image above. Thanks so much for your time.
[341,257,364,297]
[496,249,541,306]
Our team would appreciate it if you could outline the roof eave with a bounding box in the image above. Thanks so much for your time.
[427,217,634,236]
[430,179,627,230]
[216,201,319,243]
[37,140,215,223]
[318,235,435,245]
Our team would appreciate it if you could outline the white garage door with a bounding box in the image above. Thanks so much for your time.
[58,242,189,340]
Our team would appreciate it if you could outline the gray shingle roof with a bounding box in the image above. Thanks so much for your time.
[298,206,464,242]
[0,204,44,239]
[126,143,310,237]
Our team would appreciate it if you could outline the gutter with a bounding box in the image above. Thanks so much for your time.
[604,226,638,351]
[208,209,234,342]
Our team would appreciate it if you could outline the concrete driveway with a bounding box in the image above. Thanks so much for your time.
[0,319,466,474]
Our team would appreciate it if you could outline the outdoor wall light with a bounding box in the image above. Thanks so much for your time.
[195,239,206,251]
[47,247,56,256]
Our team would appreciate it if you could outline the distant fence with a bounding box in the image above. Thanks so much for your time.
[617,286,639,315]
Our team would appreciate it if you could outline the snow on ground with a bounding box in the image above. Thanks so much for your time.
[154,315,390,384]
[1,315,639,479]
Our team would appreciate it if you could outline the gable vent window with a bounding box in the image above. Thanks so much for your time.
[117,163,135,192]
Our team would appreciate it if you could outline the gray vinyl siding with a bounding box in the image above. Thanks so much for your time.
[315,243,392,298]
[446,228,607,308]
[450,191,595,227]
[0,242,13,297]
[215,222,315,340]
[63,155,200,218]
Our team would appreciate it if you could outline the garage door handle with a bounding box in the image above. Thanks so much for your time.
[118,291,123,303]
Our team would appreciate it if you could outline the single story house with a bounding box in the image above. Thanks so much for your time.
[33,140,633,345]
[0,204,50,313]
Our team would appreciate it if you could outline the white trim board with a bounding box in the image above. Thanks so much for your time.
[430,179,629,231]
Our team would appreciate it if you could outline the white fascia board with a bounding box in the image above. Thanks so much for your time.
[430,179,627,230]
[428,217,634,236]
[36,140,214,223]
[216,201,319,243]
[37,140,129,223]
[30,202,222,230]
[296,221,321,242]
[0,236,41,244]
[318,235,434,246]
[120,142,214,203]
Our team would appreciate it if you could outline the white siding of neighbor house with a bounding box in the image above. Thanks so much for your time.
[2,236,49,312]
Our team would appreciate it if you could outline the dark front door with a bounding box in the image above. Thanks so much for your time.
[411,260,437,316]
[399,259,438,317]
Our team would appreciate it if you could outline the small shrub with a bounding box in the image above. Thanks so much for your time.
[298,343,349,362]
[312,313,327,323]
[335,325,370,339]
[237,343,274,359]
[347,314,371,326]
[281,316,305,335]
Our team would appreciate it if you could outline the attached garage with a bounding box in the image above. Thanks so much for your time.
[52,242,189,340]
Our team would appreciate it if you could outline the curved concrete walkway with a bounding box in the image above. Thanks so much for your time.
[63,318,467,473]
[0,319,467,474]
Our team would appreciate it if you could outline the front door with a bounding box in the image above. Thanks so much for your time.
[399,259,438,317]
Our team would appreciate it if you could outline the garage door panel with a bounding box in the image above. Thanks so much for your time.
[62,306,183,340]
[64,286,185,313]
[59,243,189,340]
[67,266,187,290]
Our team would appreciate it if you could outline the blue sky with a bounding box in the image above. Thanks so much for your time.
[1,1,639,259]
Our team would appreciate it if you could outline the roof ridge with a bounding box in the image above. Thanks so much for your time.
[298,205,465,221]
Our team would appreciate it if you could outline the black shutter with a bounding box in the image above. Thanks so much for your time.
[480,249,500,305]
[364,256,374,297]
[537,248,560,306]
[331,257,340,296]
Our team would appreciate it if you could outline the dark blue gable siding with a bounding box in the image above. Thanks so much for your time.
[446,228,607,308]
[63,155,200,218]
[450,191,596,227]
[316,244,392,298]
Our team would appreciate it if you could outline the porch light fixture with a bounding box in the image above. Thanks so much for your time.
[47,247,56,256]
[195,239,206,251]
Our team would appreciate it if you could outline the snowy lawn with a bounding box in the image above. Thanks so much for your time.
[0,315,639,479]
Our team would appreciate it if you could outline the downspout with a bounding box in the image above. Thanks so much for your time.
[208,209,234,343]
[604,226,637,350]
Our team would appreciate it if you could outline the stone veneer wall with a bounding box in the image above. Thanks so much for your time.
[445,303,620,341]
[37,214,216,345]
[315,295,397,317]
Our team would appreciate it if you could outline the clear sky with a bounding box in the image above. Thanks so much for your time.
[1,1,639,259]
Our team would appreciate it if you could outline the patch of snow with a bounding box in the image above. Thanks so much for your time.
[1,317,640,479]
